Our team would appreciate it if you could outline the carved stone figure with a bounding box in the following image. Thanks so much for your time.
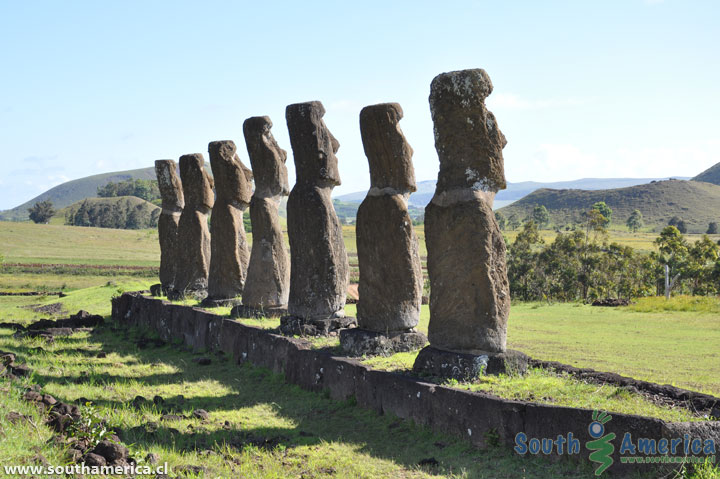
[339,103,426,356]
[279,101,354,336]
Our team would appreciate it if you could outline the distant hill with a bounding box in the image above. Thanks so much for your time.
[335,177,687,209]
[497,179,720,233]
[692,162,720,186]
[0,167,157,221]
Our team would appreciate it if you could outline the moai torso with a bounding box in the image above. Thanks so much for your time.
[356,103,423,332]
[207,141,252,301]
[242,116,291,309]
[174,153,214,298]
[285,101,349,320]
[155,159,184,292]
[424,69,510,353]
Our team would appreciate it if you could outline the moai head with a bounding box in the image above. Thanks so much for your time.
[179,153,214,212]
[208,141,253,208]
[154,159,185,212]
[429,69,507,195]
[243,116,290,198]
[359,103,416,194]
[285,101,341,188]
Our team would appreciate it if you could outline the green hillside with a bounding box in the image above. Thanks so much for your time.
[692,161,720,185]
[0,166,157,221]
[497,179,720,233]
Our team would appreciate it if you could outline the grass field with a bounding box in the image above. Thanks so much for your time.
[0,284,606,479]
[1,221,719,478]
[4,221,718,268]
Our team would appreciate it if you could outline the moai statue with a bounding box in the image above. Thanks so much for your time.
[170,153,214,300]
[153,159,184,297]
[231,116,291,318]
[280,101,355,335]
[339,103,426,356]
[412,69,528,379]
[202,140,253,307]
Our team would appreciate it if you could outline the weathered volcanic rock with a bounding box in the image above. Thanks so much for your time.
[428,68,507,196]
[354,103,423,334]
[172,153,214,300]
[422,69,511,356]
[205,141,252,305]
[239,116,290,314]
[283,101,350,327]
[154,159,184,294]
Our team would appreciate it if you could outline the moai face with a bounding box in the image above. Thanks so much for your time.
[208,141,252,208]
[359,103,416,193]
[243,116,290,198]
[154,159,184,211]
[285,101,341,188]
[429,69,507,195]
[179,153,214,212]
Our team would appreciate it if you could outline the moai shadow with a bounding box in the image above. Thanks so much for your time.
[279,101,355,336]
[231,116,291,318]
[199,141,253,307]
[412,69,529,379]
[170,153,214,301]
[339,103,427,356]
[152,159,184,297]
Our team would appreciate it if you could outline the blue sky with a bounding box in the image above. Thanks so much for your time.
[1,0,719,209]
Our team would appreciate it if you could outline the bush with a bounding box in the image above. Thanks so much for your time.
[28,200,55,224]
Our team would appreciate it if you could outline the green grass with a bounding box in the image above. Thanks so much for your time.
[188,301,713,423]
[0,285,718,477]
[0,279,154,323]
[0,221,161,266]
[0,273,155,292]
[506,301,720,396]
[0,326,604,478]
[628,295,720,313]
[225,300,720,397]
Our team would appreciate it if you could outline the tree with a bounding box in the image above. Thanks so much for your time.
[707,222,718,235]
[676,219,688,234]
[654,226,689,297]
[507,220,544,300]
[667,216,687,234]
[626,210,644,233]
[591,202,612,227]
[28,200,55,223]
[494,211,507,230]
[532,205,550,228]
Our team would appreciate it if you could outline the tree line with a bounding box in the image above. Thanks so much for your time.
[97,178,161,204]
[506,219,720,302]
[495,202,719,235]
[65,199,160,229]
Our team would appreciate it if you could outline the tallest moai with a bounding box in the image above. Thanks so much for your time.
[414,69,527,378]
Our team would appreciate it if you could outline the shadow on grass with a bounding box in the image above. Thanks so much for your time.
[16,324,611,478]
